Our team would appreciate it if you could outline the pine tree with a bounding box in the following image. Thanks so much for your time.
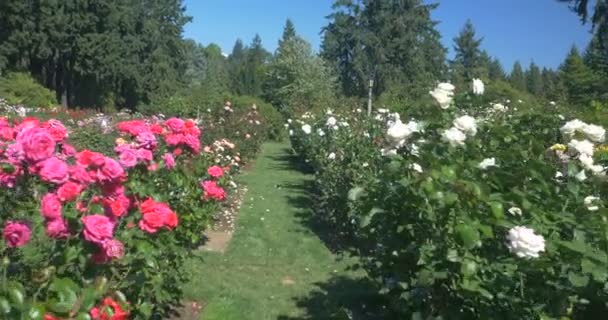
[322,0,446,98]
[526,62,544,96]
[488,58,506,80]
[509,61,527,92]
[452,20,483,80]
[560,46,597,105]
[279,19,297,47]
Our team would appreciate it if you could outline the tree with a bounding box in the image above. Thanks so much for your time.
[560,46,597,105]
[279,19,297,47]
[509,61,527,92]
[266,33,336,115]
[452,20,484,81]
[526,62,544,96]
[488,58,506,81]
[242,34,270,96]
[322,0,446,98]
[0,0,191,109]
[228,39,247,93]
[541,67,563,101]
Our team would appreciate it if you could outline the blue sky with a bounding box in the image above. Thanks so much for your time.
[183,0,593,70]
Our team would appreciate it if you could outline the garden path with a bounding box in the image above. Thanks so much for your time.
[181,142,384,320]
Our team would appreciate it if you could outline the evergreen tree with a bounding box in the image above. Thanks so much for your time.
[322,0,446,98]
[279,19,297,47]
[509,61,527,92]
[541,67,561,100]
[488,58,506,81]
[452,20,483,81]
[526,62,544,96]
[228,39,247,94]
[560,46,597,105]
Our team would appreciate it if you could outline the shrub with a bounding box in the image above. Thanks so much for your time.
[289,81,608,319]
[0,72,56,108]
[0,115,236,319]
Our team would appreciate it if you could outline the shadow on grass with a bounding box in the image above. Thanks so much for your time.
[276,276,389,320]
[267,147,316,174]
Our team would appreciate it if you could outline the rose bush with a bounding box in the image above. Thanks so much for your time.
[289,80,608,319]
[0,107,257,319]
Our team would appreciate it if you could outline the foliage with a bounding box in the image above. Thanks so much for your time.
[266,25,337,116]
[288,81,608,319]
[321,0,446,98]
[451,20,484,82]
[561,46,599,106]
[0,73,56,107]
[0,110,249,319]
[0,0,190,109]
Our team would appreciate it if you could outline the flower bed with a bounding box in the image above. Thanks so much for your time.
[288,81,608,319]
[0,99,268,319]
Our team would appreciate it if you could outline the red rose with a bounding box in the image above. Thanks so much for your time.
[57,181,83,202]
[76,150,106,168]
[138,198,178,233]
[207,166,224,178]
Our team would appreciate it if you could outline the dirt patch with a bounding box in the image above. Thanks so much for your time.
[170,300,206,320]
[281,276,296,286]
[199,185,248,252]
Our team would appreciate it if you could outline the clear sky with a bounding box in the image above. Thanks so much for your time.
[183,0,593,70]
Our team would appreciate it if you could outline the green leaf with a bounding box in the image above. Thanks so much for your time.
[0,297,11,314]
[7,285,24,308]
[568,272,589,287]
[360,208,383,228]
[347,187,366,201]
[489,202,504,219]
[456,224,480,249]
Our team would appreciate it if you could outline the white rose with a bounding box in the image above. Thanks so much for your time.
[387,120,413,142]
[478,158,497,170]
[472,78,485,95]
[549,101,556,106]
[289,129,294,136]
[328,152,336,160]
[442,127,467,146]
[377,108,389,114]
[584,196,600,211]
[568,139,595,156]
[326,116,337,127]
[317,129,325,137]
[326,109,333,115]
[581,124,605,143]
[507,226,545,258]
[576,169,587,181]
[437,82,455,91]
[453,115,477,136]
[508,207,523,216]
[340,121,349,127]
[560,119,587,137]
[430,88,453,109]
[381,148,397,156]
[409,163,423,173]
[492,103,506,112]
[301,124,312,134]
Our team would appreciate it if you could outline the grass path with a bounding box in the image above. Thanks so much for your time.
[182,142,380,320]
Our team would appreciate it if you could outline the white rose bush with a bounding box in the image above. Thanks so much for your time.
[287,82,608,319]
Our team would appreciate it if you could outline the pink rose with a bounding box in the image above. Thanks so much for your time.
[0,126,14,141]
[207,166,224,178]
[201,180,226,201]
[102,239,124,259]
[0,161,22,188]
[183,134,200,153]
[96,158,126,184]
[42,119,68,142]
[69,166,93,185]
[135,131,157,150]
[5,143,24,163]
[164,133,183,146]
[61,143,76,158]
[165,118,185,133]
[118,148,138,168]
[162,153,175,170]
[81,215,114,244]
[57,181,83,202]
[17,127,56,163]
[136,149,153,162]
[45,219,69,239]
[147,163,158,171]
[3,222,31,247]
[41,193,62,220]
[14,118,40,134]
[38,157,69,184]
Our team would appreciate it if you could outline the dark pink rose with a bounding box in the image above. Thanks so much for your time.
[81,215,114,244]
[162,153,175,170]
[45,219,70,239]
[96,158,126,184]
[41,193,62,220]
[3,221,31,247]
[38,157,69,184]
[42,119,68,142]
[165,118,185,133]
[102,239,124,259]
[17,127,56,163]
[118,148,138,168]
[57,181,83,202]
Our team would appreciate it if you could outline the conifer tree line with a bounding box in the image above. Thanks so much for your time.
[0,0,606,111]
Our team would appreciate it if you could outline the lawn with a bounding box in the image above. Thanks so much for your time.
[182,142,384,320]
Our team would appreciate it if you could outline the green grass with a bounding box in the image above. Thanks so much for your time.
[182,142,382,320]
